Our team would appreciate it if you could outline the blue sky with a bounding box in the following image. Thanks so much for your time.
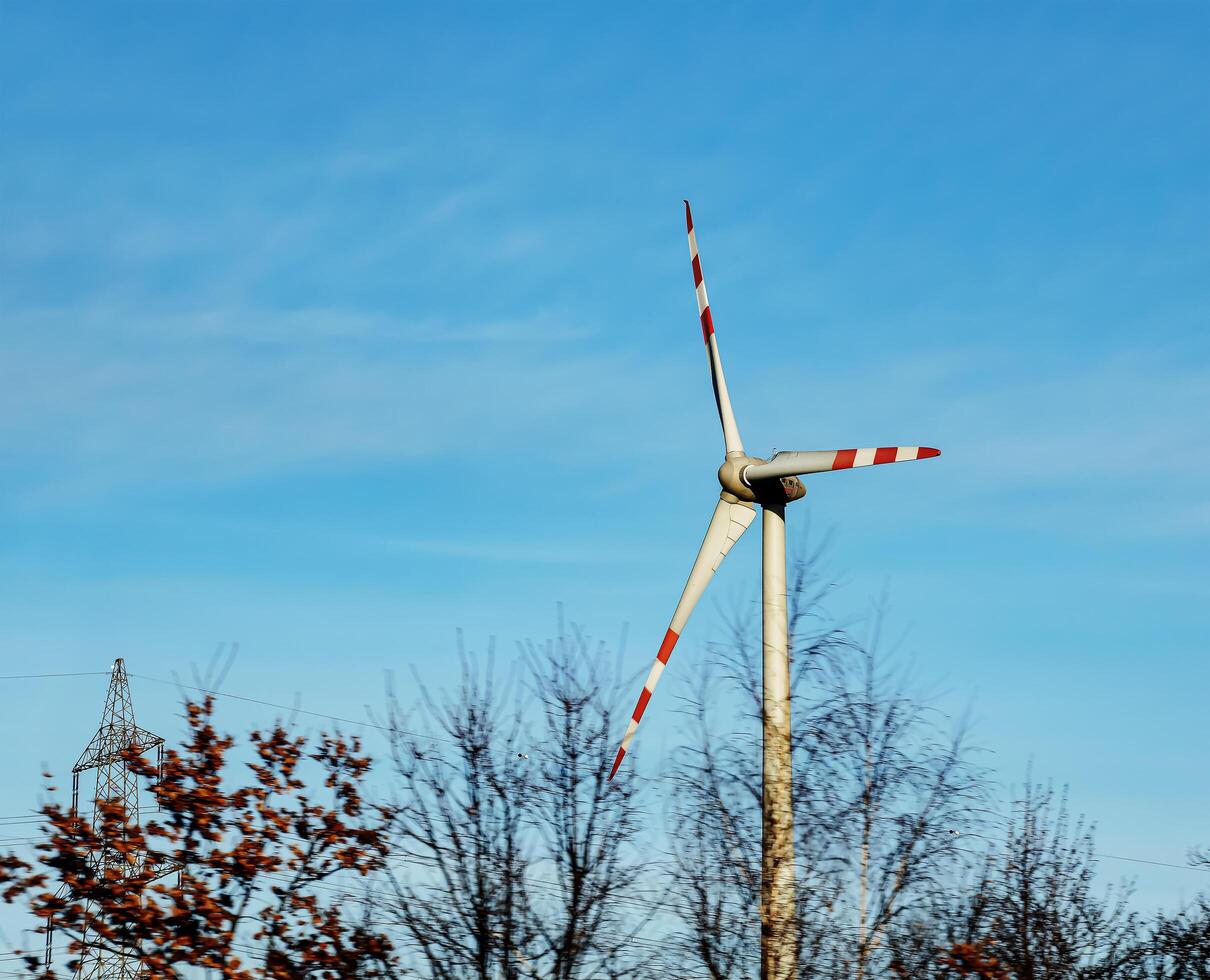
[1,1,1209,922]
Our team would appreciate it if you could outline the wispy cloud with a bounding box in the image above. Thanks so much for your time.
[6,294,1207,547]
[5,305,594,345]
[0,301,689,506]
[759,345,1210,483]
[740,343,1210,539]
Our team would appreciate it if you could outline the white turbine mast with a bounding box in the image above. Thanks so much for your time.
[610,201,940,979]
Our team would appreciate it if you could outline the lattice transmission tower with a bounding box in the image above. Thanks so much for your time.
[49,659,166,979]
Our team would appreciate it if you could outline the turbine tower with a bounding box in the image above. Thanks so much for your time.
[65,659,165,979]
[610,202,940,979]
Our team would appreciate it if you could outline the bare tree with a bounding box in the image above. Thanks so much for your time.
[383,637,534,979]
[825,624,985,980]
[971,781,1141,980]
[382,622,652,979]
[1144,896,1210,979]
[667,667,761,979]
[519,616,650,978]
[888,779,1149,980]
[667,550,850,978]
[668,550,984,979]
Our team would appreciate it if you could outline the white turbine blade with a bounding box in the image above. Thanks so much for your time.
[685,201,745,457]
[609,493,756,779]
[743,446,941,482]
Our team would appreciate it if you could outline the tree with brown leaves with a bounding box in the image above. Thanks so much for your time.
[0,697,398,979]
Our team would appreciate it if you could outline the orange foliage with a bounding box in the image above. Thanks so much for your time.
[940,941,1011,979]
[0,697,397,978]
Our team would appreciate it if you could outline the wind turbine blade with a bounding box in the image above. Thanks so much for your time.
[686,201,745,457]
[743,446,941,482]
[609,493,755,779]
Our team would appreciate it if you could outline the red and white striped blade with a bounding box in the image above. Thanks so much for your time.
[685,201,745,458]
[743,447,941,482]
[609,493,756,779]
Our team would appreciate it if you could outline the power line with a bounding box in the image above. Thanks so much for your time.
[1095,852,1210,875]
[0,806,160,828]
[0,672,110,681]
[127,672,442,746]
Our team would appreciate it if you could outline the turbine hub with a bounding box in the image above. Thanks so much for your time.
[717,454,763,501]
[717,455,807,506]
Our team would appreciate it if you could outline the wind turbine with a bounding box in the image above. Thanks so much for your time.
[609,201,940,979]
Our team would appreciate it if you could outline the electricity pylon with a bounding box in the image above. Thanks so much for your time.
[51,659,165,979]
